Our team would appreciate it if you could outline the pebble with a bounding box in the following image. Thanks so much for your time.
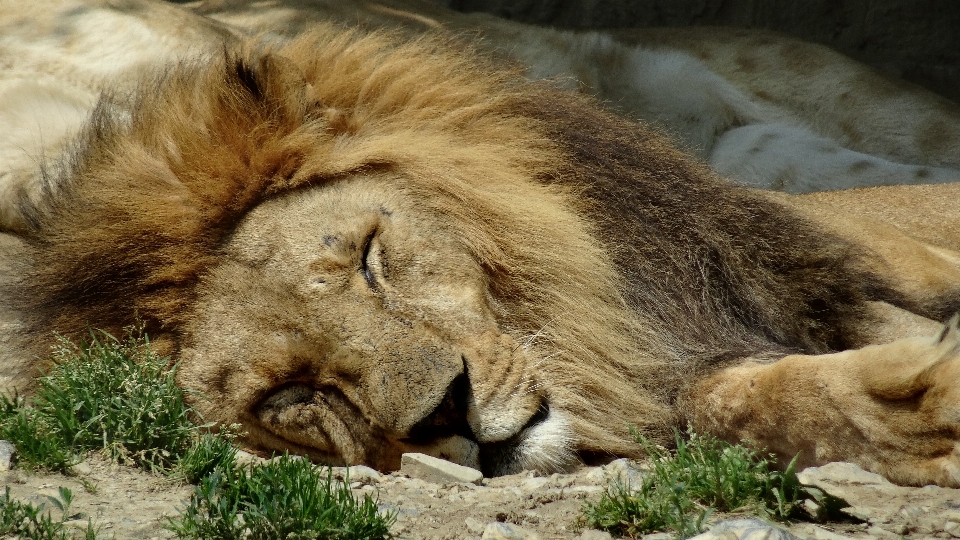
[520,477,549,491]
[71,460,93,476]
[401,452,483,485]
[579,530,612,540]
[465,516,485,534]
[866,526,902,538]
[330,465,381,484]
[233,449,266,467]
[0,440,14,472]
[602,458,647,490]
[689,518,798,540]
[792,524,854,540]
[481,521,541,540]
[797,462,893,489]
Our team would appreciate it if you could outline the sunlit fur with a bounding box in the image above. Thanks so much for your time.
[2,23,960,484]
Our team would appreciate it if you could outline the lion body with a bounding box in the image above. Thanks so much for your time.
[192,0,960,192]
[2,0,960,483]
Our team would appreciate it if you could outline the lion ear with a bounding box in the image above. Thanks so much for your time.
[230,52,312,124]
[936,313,960,351]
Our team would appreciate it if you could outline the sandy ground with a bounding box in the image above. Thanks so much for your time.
[3,454,960,540]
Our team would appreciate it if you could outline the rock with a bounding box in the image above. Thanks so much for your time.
[945,521,960,538]
[797,462,892,488]
[465,517,485,534]
[866,526,902,538]
[71,460,93,476]
[400,453,483,485]
[580,529,613,540]
[346,465,381,483]
[519,477,549,491]
[481,521,541,540]
[602,458,646,490]
[0,440,15,472]
[569,485,604,495]
[689,519,799,540]
[792,524,853,540]
[234,450,266,467]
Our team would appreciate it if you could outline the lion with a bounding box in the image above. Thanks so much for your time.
[2,1,960,486]
[4,0,960,209]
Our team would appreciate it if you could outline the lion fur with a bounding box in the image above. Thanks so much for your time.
[3,24,959,477]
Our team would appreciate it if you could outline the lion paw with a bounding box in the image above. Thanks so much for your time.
[686,316,960,486]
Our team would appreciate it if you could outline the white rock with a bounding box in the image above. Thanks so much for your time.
[400,453,483,485]
[519,477,549,491]
[70,460,93,476]
[580,529,613,540]
[347,465,381,483]
[465,517,485,534]
[568,485,604,495]
[792,524,854,540]
[796,462,892,487]
[233,450,266,467]
[603,458,647,490]
[0,440,15,472]
[865,526,902,539]
[481,522,541,540]
[688,519,798,540]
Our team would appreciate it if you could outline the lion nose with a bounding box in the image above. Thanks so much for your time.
[405,372,474,443]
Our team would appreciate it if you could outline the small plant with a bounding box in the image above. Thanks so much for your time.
[0,327,231,474]
[168,453,395,540]
[33,329,197,472]
[0,486,98,540]
[177,430,240,484]
[581,430,803,539]
[0,395,75,471]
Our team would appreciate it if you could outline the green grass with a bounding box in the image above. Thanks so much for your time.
[581,430,804,539]
[0,328,197,473]
[177,430,240,484]
[0,328,395,540]
[167,454,395,540]
[0,486,98,540]
[0,395,76,471]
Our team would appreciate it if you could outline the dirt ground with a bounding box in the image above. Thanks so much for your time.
[3,454,960,540]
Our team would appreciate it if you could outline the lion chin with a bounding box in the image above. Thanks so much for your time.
[3,5,960,486]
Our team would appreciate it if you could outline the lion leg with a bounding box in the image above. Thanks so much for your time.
[682,317,960,486]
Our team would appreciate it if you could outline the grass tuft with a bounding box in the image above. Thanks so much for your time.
[34,329,197,472]
[581,430,803,539]
[0,395,76,471]
[0,328,199,473]
[0,486,98,540]
[177,430,240,484]
[1,328,395,539]
[167,453,396,540]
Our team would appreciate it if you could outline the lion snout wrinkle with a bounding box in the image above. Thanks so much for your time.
[459,332,544,444]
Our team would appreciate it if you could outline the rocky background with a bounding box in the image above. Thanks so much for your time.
[443,0,960,105]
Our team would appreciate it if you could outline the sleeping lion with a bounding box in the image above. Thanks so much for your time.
[2,1,960,487]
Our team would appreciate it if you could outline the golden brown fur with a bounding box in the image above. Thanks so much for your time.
[2,22,960,482]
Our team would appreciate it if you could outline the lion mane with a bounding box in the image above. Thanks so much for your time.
[3,25,957,479]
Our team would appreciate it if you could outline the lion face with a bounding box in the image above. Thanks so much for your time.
[176,174,574,474]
